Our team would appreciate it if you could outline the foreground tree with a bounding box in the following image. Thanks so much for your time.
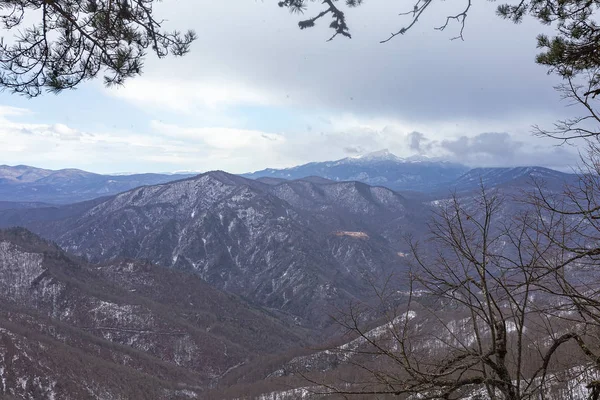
[280,0,600,110]
[276,1,600,398]
[521,152,600,397]
[0,0,196,96]
[299,188,600,398]
[1,0,598,97]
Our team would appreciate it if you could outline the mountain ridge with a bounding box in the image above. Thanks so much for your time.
[243,150,468,192]
[0,165,198,204]
[0,171,420,329]
[244,151,577,194]
[0,156,578,206]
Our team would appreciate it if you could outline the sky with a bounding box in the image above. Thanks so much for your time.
[0,0,587,174]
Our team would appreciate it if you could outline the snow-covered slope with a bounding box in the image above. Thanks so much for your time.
[1,172,423,328]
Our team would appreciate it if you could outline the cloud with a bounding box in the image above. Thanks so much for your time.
[0,104,582,174]
[271,116,581,170]
[2,0,586,175]
[0,105,31,117]
[107,77,276,114]
[343,146,364,154]
[105,0,568,126]
[436,131,578,169]
[47,124,85,141]
[407,131,427,153]
[149,120,285,151]
[441,132,521,159]
[0,107,290,173]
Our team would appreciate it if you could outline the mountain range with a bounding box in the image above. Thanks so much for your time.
[0,171,422,329]
[0,154,579,328]
[0,151,576,205]
[243,149,470,192]
[0,151,586,399]
[243,150,576,194]
[0,165,195,204]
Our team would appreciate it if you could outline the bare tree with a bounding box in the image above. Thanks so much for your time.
[279,0,600,50]
[297,188,596,399]
[3,0,598,97]
[522,155,600,397]
[280,0,600,136]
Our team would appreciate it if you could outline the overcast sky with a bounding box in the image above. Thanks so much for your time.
[0,0,586,173]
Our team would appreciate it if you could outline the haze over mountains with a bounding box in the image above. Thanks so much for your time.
[243,149,470,191]
[0,150,586,399]
[0,150,576,205]
[0,164,195,204]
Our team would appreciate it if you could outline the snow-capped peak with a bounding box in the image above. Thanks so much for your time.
[351,149,401,162]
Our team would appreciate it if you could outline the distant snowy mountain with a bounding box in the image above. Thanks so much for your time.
[243,150,469,191]
[445,166,578,194]
[0,165,196,204]
[346,148,404,162]
[244,152,579,196]
[1,160,578,207]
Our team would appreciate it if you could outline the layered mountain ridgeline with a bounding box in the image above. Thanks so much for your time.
[1,156,577,207]
[0,163,588,399]
[0,165,580,330]
[438,166,579,195]
[243,150,470,192]
[0,228,305,399]
[0,165,196,204]
[244,150,579,196]
[0,171,423,329]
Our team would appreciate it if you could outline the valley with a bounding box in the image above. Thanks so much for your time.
[0,152,591,399]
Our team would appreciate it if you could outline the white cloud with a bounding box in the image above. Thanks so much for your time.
[0,105,31,117]
[0,0,584,175]
[149,120,285,150]
[0,103,582,175]
[0,106,290,173]
[106,77,276,114]
[104,0,566,124]
[272,113,581,169]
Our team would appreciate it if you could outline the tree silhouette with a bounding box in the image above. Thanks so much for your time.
[0,0,196,96]
[301,188,600,398]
